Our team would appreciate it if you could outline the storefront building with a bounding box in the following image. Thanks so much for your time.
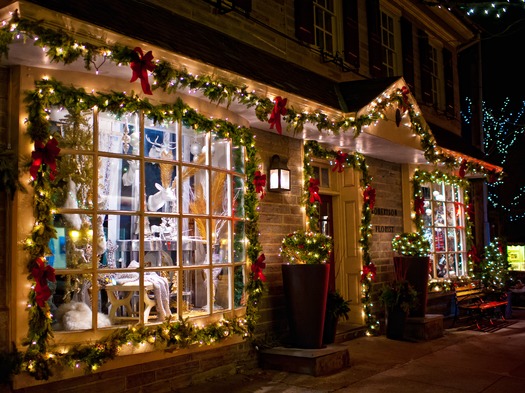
[0,1,503,391]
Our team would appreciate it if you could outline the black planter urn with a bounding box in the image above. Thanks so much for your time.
[281,263,330,349]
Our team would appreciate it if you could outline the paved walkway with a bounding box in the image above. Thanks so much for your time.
[181,309,525,392]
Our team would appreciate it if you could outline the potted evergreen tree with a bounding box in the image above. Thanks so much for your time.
[377,280,419,340]
[323,289,350,344]
[280,229,333,349]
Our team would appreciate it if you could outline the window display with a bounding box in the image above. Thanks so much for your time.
[421,182,467,278]
[48,108,246,331]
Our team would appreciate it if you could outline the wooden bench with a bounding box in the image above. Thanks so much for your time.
[454,283,508,329]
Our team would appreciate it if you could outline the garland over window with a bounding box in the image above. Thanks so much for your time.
[11,78,265,380]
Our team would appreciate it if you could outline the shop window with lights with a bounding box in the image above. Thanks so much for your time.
[47,108,246,331]
[420,181,467,279]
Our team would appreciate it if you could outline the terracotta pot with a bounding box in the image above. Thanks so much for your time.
[282,263,330,349]
[394,256,430,317]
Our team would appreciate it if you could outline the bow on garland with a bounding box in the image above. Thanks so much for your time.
[31,257,56,307]
[363,185,376,210]
[458,159,468,178]
[251,253,266,282]
[253,170,266,199]
[332,151,348,173]
[399,86,410,113]
[308,177,321,204]
[30,138,60,181]
[414,196,425,216]
[360,263,376,283]
[467,245,481,264]
[130,47,156,95]
[268,96,287,135]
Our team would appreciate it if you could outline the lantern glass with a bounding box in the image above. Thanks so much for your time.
[268,155,291,192]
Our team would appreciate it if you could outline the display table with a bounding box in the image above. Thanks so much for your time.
[106,282,157,322]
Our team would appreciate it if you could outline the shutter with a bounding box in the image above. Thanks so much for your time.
[343,0,359,68]
[295,0,314,44]
[443,48,455,117]
[400,17,415,92]
[418,30,432,105]
[366,0,383,78]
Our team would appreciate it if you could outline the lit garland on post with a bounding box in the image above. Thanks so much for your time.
[303,141,379,336]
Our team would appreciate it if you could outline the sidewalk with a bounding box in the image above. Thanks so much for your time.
[181,309,525,392]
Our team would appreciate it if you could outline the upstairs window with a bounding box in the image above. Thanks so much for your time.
[313,0,338,54]
[380,9,398,77]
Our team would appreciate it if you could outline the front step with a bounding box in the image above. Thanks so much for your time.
[334,321,367,343]
[258,343,350,376]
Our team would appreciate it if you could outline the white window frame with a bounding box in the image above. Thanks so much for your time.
[313,0,343,56]
[428,39,445,110]
[379,5,402,77]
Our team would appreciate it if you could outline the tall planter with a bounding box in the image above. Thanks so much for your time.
[282,263,330,349]
[394,256,430,317]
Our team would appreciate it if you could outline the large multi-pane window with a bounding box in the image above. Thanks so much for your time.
[313,0,338,54]
[420,182,467,279]
[48,109,246,331]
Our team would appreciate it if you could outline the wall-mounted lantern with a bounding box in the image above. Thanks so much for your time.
[268,154,290,192]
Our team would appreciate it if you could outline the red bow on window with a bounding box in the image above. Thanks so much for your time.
[30,138,60,181]
[251,253,267,282]
[253,170,266,199]
[414,196,425,216]
[363,185,376,210]
[268,96,287,135]
[130,47,156,95]
[308,178,321,204]
[31,257,56,307]
[360,263,377,283]
[332,151,348,173]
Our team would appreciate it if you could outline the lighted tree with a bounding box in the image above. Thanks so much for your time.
[463,97,525,222]
[477,238,510,291]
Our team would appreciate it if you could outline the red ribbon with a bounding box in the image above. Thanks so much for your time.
[30,138,60,181]
[268,96,287,135]
[414,196,425,216]
[467,245,481,264]
[253,170,267,199]
[130,47,156,95]
[363,185,376,210]
[399,85,410,112]
[458,160,467,178]
[360,263,377,283]
[31,257,56,307]
[308,178,321,204]
[332,151,348,173]
[251,253,267,282]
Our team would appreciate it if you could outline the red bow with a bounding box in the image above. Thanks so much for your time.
[414,196,425,216]
[308,178,321,204]
[399,85,410,112]
[251,253,267,282]
[467,245,481,264]
[130,47,156,95]
[253,170,267,199]
[31,257,56,307]
[332,151,348,173]
[363,185,376,210]
[488,172,498,183]
[458,160,467,178]
[360,263,377,283]
[30,138,60,181]
[268,96,287,135]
